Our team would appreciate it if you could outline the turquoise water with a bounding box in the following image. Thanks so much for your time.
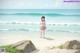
[0,9,80,33]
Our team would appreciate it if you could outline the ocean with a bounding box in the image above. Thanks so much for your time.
[0,9,80,33]
[0,9,80,46]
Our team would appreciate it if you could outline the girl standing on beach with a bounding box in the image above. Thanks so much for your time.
[40,16,46,38]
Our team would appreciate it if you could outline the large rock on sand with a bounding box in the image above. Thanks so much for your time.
[63,40,80,49]
[11,40,36,53]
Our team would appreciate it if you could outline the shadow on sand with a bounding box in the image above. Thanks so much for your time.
[31,49,39,53]
[44,37,54,40]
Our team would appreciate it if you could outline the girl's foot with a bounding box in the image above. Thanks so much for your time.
[40,37,42,38]
[42,37,45,39]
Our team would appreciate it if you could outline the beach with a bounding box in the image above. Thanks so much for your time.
[0,9,80,53]
[0,31,80,53]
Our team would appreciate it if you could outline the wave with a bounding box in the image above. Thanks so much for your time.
[0,13,63,16]
[56,30,80,33]
[0,29,29,31]
[0,22,80,26]
[0,13,80,16]
[0,29,80,33]
[0,28,43,31]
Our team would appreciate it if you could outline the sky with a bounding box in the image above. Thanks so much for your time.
[0,0,80,9]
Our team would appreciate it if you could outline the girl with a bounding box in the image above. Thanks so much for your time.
[40,16,46,38]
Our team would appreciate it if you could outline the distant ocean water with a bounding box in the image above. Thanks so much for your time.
[0,9,80,33]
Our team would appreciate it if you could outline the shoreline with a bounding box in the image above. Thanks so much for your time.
[0,31,80,42]
[0,31,80,53]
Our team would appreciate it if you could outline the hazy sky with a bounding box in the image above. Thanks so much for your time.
[0,0,80,9]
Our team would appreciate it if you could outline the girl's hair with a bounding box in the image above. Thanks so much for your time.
[41,16,45,21]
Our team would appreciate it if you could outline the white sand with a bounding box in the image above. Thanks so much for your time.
[30,38,80,53]
[0,37,79,53]
[0,31,80,53]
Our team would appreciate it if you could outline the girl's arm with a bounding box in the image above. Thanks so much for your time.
[44,21,46,27]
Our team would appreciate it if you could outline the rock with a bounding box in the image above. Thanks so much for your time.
[75,50,80,53]
[73,45,78,49]
[11,40,36,53]
[63,40,80,49]
[0,48,6,53]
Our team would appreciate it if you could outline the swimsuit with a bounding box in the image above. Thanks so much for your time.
[40,21,46,30]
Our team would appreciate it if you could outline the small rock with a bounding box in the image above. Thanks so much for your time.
[75,50,80,53]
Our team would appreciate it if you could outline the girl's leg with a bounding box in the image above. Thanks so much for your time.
[40,30,42,38]
[42,30,45,38]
